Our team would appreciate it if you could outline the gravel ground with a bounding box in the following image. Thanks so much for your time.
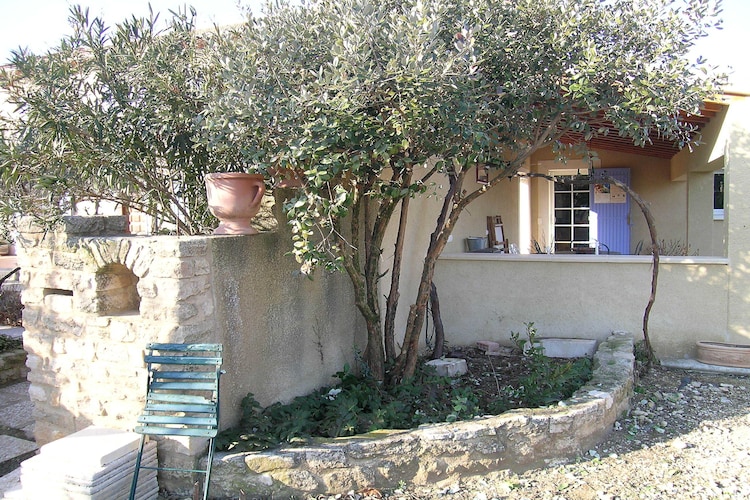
[312,365,750,500]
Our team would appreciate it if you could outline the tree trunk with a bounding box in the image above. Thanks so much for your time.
[429,281,445,359]
[389,171,463,382]
[384,182,412,363]
[605,176,659,366]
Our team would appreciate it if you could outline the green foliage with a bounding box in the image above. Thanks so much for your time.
[217,363,481,451]
[217,333,593,451]
[0,334,22,353]
[510,323,593,407]
[0,6,230,235]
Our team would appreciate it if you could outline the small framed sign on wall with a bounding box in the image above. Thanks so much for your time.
[476,165,489,184]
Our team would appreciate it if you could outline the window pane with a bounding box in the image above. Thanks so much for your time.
[574,227,589,241]
[714,173,724,210]
[555,226,571,241]
[573,192,589,208]
[555,210,571,224]
[573,209,589,224]
[555,192,572,208]
[555,242,571,253]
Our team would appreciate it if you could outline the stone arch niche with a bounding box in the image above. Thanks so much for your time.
[94,263,141,315]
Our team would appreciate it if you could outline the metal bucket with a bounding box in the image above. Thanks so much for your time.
[465,237,487,252]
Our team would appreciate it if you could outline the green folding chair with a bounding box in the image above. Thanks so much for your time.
[129,343,224,500]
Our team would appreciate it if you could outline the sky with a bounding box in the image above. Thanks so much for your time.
[0,0,747,90]
[0,0,257,60]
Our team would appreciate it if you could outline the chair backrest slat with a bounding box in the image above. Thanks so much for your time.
[145,355,222,366]
[146,343,223,352]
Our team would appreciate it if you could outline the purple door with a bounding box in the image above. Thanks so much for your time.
[590,168,630,255]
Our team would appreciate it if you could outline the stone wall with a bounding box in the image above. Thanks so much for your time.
[17,214,364,464]
[208,332,634,498]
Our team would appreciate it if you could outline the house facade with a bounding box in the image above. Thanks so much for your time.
[384,93,750,361]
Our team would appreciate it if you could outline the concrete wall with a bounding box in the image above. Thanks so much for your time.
[17,213,364,448]
[725,96,750,341]
[434,253,732,360]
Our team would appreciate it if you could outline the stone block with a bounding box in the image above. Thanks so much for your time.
[0,350,28,385]
[170,303,198,322]
[58,216,127,236]
[43,294,74,314]
[476,340,500,353]
[194,257,211,276]
[109,321,136,343]
[425,358,468,377]
[154,238,208,258]
[244,453,298,473]
[304,449,348,470]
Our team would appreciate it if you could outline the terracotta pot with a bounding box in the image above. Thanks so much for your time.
[696,341,750,368]
[205,173,266,235]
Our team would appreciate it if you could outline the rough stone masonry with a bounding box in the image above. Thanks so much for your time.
[207,332,634,498]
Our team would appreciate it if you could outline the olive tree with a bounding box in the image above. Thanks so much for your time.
[0,6,227,235]
[203,0,723,383]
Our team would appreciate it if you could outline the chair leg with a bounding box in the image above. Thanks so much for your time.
[202,437,216,500]
[129,434,147,500]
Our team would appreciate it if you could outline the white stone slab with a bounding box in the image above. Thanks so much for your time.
[425,358,468,377]
[19,441,158,500]
[533,338,598,358]
[21,441,155,485]
[0,466,22,498]
[38,426,141,467]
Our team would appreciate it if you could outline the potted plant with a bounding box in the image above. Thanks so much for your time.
[204,172,266,235]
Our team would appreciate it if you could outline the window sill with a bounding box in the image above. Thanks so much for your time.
[439,252,729,265]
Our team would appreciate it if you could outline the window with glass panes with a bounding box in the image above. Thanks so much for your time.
[714,172,724,220]
[554,178,590,252]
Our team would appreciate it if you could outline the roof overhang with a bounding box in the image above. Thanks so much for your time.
[560,100,726,160]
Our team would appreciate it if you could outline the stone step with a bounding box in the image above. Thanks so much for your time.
[9,427,158,500]
[0,435,37,478]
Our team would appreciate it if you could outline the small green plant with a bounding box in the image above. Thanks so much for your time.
[511,323,593,407]
[0,334,22,353]
[218,323,593,452]
[633,340,658,375]
[217,363,485,451]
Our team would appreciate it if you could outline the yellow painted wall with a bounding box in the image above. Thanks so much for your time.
[434,253,729,360]
[725,95,750,344]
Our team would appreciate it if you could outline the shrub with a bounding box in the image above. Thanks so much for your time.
[217,332,593,452]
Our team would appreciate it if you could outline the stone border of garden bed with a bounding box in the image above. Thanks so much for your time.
[206,332,634,499]
[204,332,635,497]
